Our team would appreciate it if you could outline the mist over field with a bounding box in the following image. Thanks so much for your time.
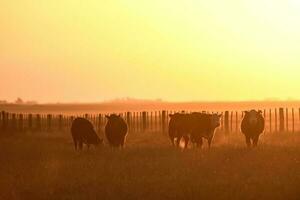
[1,99,300,114]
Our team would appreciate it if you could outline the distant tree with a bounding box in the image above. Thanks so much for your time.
[0,100,7,104]
[15,97,24,104]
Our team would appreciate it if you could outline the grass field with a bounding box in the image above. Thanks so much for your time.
[0,130,300,200]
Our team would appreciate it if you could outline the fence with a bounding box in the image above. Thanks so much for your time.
[1,108,300,134]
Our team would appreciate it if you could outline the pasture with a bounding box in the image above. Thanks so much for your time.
[0,130,300,200]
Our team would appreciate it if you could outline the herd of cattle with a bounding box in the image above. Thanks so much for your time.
[71,110,265,150]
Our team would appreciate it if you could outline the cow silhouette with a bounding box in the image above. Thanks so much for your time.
[189,113,222,148]
[71,117,102,150]
[105,114,128,147]
[168,112,221,148]
[241,110,265,147]
[168,113,190,148]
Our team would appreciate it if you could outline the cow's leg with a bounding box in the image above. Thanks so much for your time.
[208,137,213,148]
[78,141,83,150]
[245,136,251,148]
[183,135,189,149]
[172,138,176,146]
[87,144,90,150]
[72,137,78,150]
[253,135,259,147]
[175,137,181,147]
[121,138,125,148]
[170,137,175,146]
[197,137,203,149]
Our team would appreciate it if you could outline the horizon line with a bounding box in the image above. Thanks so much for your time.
[1,99,300,105]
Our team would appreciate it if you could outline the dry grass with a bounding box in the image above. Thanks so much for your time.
[0,130,300,200]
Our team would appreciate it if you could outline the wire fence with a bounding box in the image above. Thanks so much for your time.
[1,108,299,135]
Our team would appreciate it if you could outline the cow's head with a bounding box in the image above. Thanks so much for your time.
[94,137,103,146]
[87,129,103,146]
[169,113,184,119]
[244,110,262,125]
[211,113,222,128]
[105,114,121,120]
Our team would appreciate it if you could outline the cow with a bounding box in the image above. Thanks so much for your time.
[168,112,221,149]
[168,113,190,148]
[71,117,103,150]
[241,110,265,148]
[189,113,222,148]
[105,114,128,148]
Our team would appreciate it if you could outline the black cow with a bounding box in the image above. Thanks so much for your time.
[105,114,128,147]
[168,113,190,148]
[168,112,221,149]
[241,110,265,147]
[189,113,222,148]
[71,118,102,150]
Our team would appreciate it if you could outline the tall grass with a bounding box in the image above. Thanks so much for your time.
[0,131,299,200]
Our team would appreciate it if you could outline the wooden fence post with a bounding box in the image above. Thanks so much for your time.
[0,112,1,129]
[220,111,224,131]
[230,111,233,133]
[28,114,33,131]
[279,108,284,132]
[133,112,137,132]
[147,112,150,131]
[47,114,52,131]
[136,112,139,132]
[154,111,158,132]
[11,113,17,132]
[131,112,135,132]
[0,112,1,133]
[299,108,300,132]
[36,114,41,131]
[162,110,166,133]
[158,111,162,132]
[58,114,63,131]
[263,109,266,134]
[70,116,74,127]
[235,111,238,133]
[98,114,102,133]
[269,109,272,133]
[150,112,153,132]
[5,112,9,131]
[138,112,143,131]
[224,111,229,135]
[126,112,131,131]
[275,108,278,133]
[292,108,295,133]
[286,108,289,132]
[142,111,147,132]
[19,114,24,132]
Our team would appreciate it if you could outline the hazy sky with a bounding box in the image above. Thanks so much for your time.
[1,0,300,103]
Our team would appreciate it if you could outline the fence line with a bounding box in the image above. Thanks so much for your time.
[1,108,300,134]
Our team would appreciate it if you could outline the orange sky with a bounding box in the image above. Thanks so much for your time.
[1,0,300,103]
